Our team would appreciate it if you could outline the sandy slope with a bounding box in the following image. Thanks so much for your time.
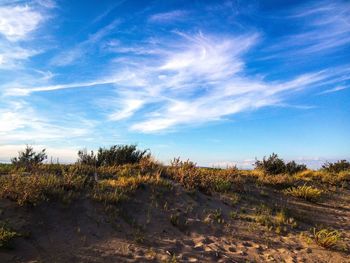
[0,182,349,262]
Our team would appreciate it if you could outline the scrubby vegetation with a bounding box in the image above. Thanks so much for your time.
[77,144,150,166]
[0,147,349,262]
[254,153,307,175]
[322,160,350,173]
[11,145,47,172]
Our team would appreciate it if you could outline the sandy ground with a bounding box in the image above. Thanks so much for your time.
[0,182,349,262]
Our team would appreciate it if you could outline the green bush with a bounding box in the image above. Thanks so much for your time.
[76,145,150,167]
[322,160,350,173]
[77,149,97,166]
[255,153,306,175]
[11,145,47,171]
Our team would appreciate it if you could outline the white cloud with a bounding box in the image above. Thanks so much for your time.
[149,10,188,23]
[35,0,56,9]
[0,45,39,68]
[318,85,348,95]
[109,99,144,121]
[0,5,44,41]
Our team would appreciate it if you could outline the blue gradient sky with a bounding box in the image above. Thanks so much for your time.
[0,0,349,168]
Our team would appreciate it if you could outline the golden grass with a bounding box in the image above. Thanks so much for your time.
[0,173,88,205]
[91,175,171,205]
[313,228,342,249]
[283,185,323,202]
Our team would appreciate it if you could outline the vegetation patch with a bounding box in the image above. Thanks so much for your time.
[0,223,19,249]
[283,185,323,202]
[313,228,346,250]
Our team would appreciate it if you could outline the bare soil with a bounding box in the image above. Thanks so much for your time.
[0,182,349,262]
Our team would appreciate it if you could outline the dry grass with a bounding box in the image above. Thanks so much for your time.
[0,174,88,206]
[283,185,323,202]
[313,228,343,250]
[91,175,171,205]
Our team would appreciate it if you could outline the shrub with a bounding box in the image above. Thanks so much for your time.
[255,153,286,175]
[322,160,350,173]
[97,145,150,166]
[11,145,47,171]
[283,185,323,202]
[77,149,97,166]
[255,153,306,175]
[313,228,342,249]
[285,161,307,174]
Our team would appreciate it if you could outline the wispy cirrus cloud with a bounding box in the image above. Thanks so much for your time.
[148,10,188,23]
[50,19,120,66]
[318,85,349,95]
[8,30,348,133]
[266,1,350,57]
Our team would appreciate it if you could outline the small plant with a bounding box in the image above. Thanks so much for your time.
[230,193,240,205]
[229,211,239,219]
[283,185,323,202]
[170,213,179,226]
[0,224,19,248]
[313,228,342,249]
[204,209,224,224]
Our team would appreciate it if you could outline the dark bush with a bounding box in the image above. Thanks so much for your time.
[97,145,150,166]
[255,153,306,175]
[11,145,47,171]
[77,149,97,166]
[322,160,350,173]
[76,145,150,167]
[285,161,307,174]
[255,153,286,175]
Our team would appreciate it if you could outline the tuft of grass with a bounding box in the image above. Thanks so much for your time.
[283,185,323,202]
[170,213,180,227]
[0,224,19,249]
[254,206,297,234]
[229,211,239,219]
[313,228,343,250]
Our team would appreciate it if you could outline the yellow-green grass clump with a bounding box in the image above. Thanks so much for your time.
[0,224,19,248]
[313,228,344,250]
[283,185,323,202]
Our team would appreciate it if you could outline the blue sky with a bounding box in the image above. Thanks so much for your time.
[0,0,349,168]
